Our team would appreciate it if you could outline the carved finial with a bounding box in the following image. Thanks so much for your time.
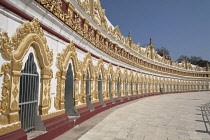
[162,49,165,57]
[150,38,153,46]
[206,62,209,71]
[128,30,131,39]
[185,57,188,62]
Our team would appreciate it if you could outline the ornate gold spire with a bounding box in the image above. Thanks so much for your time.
[150,38,153,46]
[128,31,132,39]
[206,62,209,71]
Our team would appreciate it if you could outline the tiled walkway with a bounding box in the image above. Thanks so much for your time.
[54,91,210,140]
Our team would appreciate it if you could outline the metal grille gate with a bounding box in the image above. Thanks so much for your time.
[19,53,39,132]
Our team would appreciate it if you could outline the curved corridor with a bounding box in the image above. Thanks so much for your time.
[56,92,210,140]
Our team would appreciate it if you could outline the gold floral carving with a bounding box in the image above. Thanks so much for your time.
[82,52,95,100]
[39,68,53,115]
[0,32,14,60]
[0,63,11,116]
[41,110,65,120]
[0,122,21,135]
[13,18,53,67]
[54,70,66,110]
[80,0,89,12]
[0,19,53,68]
[57,41,78,70]
[0,60,23,125]
[55,71,62,110]
[56,42,80,109]
[96,57,105,75]
[83,52,94,74]
[34,0,208,78]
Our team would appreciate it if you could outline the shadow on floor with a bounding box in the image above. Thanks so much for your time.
[196,103,210,135]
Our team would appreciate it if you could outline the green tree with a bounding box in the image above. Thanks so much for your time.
[176,55,189,63]
[176,55,210,67]
[155,47,171,59]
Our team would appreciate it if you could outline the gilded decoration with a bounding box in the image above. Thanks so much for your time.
[34,0,209,79]
[55,70,63,110]
[0,122,21,135]
[56,42,80,109]
[40,68,53,115]
[0,1,208,137]
[0,63,11,117]
[41,110,65,120]
[0,18,53,68]
[0,19,55,125]
[96,57,106,98]
[82,52,95,100]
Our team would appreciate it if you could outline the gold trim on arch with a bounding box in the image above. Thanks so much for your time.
[55,41,80,110]
[0,18,54,135]
[82,51,95,101]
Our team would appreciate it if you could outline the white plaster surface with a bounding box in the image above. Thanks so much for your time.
[0,0,209,117]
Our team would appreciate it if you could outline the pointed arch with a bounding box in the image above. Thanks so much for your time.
[83,51,95,77]
[9,18,53,68]
[115,66,122,78]
[0,19,54,135]
[81,52,95,110]
[107,63,114,78]
[96,57,105,76]
[57,41,80,72]
[55,41,80,111]
[95,57,106,105]
[107,63,115,102]
[124,69,128,79]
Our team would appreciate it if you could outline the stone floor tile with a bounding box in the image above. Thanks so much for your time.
[54,92,210,140]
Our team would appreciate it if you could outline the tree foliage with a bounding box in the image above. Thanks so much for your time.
[176,55,209,67]
[155,47,171,60]
[176,55,189,63]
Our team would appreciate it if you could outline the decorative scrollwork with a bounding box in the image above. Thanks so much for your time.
[0,62,11,115]
[57,41,76,70]
[0,19,53,65]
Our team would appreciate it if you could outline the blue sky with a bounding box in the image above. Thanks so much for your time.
[100,0,210,61]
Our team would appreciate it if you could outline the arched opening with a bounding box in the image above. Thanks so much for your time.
[156,83,158,92]
[86,70,94,110]
[108,75,115,103]
[206,82,209,90]
[136,80,138,95]
[174,84,176,92]
[19,53,44,133]
[182,84,184,91]
[144,82,147,93]
[194,84,196,91]
[98,73,105,106]
[189,84,191,91]
[141,81,143,94]
[117,77,122,101]
[124,78,129,99]
[64,63,79,116]
[130,79,133,95]
[176,83,178,91]
[86,70,90,101]
[148,82,150,93]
